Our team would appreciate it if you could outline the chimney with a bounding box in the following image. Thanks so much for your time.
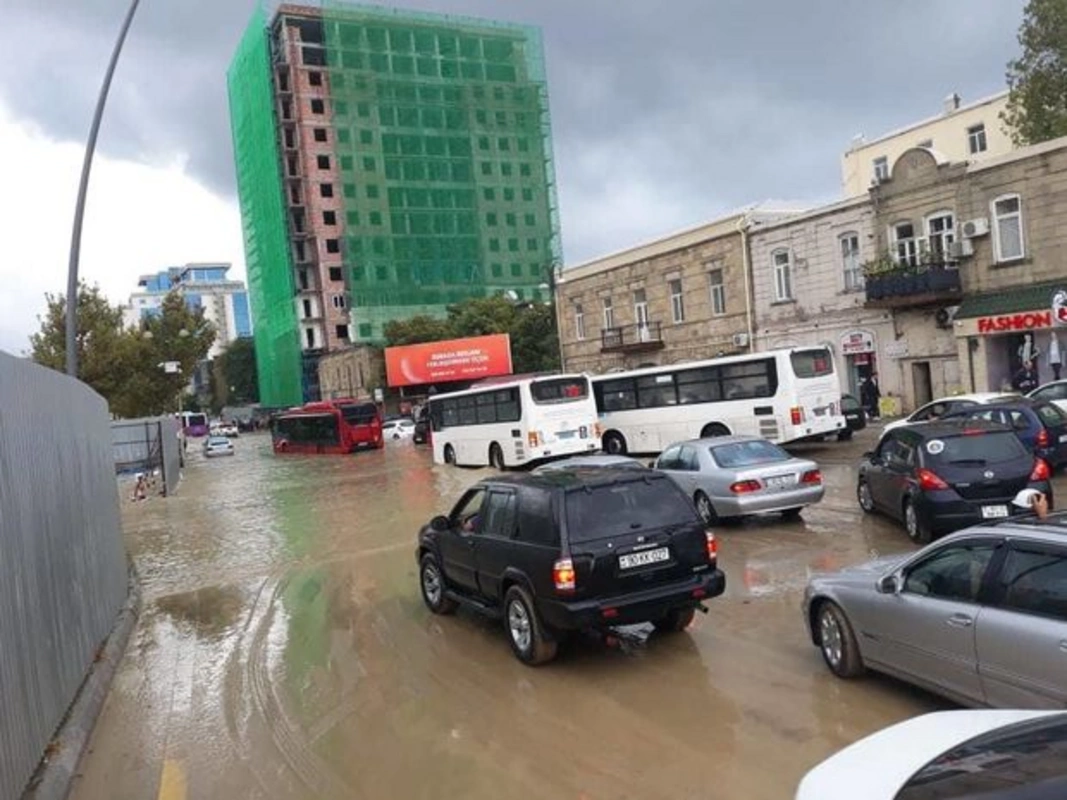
[943,92,961,114]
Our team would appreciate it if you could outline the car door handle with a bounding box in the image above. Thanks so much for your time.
[1059,640,1067,653]
[946,614,973,628]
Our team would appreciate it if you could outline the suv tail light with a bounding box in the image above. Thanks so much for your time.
[553,558,576,593]
[790,406,804,425]
[730,479,762,494]
[801,469,822,484]
[705,531,718,564]
[1037,428,1050,449]
[917,468,950,491]
[1031,458,1051,482]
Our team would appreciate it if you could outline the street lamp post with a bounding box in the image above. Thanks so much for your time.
[65,0,142,378]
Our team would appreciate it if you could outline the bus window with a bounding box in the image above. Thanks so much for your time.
[676,367,721,405]
[597,378,637,411]
[636,374,677,408]
[531,377,589,403]
[790,349,834,378]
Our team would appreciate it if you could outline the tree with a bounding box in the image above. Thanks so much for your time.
[382,315,453,346]
[447,296,518,338]
[213,337,259,406]
[1003,0,1067,145]
[510,302,560,373]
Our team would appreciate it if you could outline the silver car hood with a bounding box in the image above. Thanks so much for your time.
[811,553,908,588]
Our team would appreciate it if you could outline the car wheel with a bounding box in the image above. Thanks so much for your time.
[782,507,803,521]
[504,585,557,665]
[489,443,505,470]
[816,601,864,678]
[904,498,931,544]
[653,606,696,633]
[419,554,457,615]
[694,490,719,525]
[602,431,627,455]
[857,480,875,513]
[444,444,456,465]
[837,429,853,441]
[700,423,730,438]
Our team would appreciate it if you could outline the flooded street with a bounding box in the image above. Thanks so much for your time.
[73,428,1058,800]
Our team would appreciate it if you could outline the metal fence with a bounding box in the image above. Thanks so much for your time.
[0,353,128,800]
[112,415,182,496]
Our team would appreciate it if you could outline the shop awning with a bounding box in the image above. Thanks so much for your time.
[955,280,1064,319]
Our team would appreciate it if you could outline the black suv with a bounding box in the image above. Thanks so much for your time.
[416,468,726,665]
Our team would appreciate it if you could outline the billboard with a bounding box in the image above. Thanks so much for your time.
[385,334,513,388]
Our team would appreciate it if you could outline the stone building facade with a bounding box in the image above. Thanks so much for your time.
[317,346,385,400]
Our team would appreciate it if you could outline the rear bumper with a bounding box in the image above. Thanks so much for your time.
[536,569,726,631]
[715,485,825,516]
[917,482,1054,534]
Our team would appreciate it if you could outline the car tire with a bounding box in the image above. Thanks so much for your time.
[700,423,730,439]
[489,443,505,470]
[837,429,853,442]
[444,444,456,465]
[694,490,719,525]
[904,498,931,544]
[504,585,558,666]
[857,479,875,514]
[653,607,696,633]
[419,554,457,615]
[602,431,628,455]
[782,507,803,521]
[815,601,864,678]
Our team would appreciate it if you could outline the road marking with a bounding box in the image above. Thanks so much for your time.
[157,759,187,800]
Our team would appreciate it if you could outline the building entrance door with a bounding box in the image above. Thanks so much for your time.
[912,361,933,407]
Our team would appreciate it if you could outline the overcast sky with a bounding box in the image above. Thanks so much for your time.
[0,0,1026,353]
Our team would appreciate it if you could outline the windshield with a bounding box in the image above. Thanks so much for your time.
[924,432,1029,465]
[790,349,834,379]
[565,480,695,542]
[186,413,207,427]
[531,377,589,404]
[710,440,790,468]
[1037,403,1067,426]
[841,395,860,412]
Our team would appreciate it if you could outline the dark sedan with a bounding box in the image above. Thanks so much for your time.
[838,394,866,441]
[944,397,1067,469]
[857,419,1053,543]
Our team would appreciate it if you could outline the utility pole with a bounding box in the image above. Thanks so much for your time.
[65,0,142,377]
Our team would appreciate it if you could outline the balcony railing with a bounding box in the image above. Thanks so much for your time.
[601,321,664,353]
[864,260,962,309]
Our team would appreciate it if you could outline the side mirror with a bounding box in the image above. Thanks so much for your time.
[430,515,450,532]
[876,574,900,594]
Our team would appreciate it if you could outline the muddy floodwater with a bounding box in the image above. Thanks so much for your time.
[74,428,1057,800]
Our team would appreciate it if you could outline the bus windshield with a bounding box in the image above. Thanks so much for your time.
[790,349,834,378]
[531,377,589,404]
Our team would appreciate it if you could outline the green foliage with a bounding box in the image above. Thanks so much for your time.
[1003,0,1067,145]
[30,284,215,418]
[382,315,453,346]
[214,337,259,406]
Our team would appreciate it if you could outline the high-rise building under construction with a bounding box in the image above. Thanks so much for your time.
[228,2,561,406]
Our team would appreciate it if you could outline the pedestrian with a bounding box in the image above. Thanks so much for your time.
[860,374,881,420]
[1012,360,1038,393]
[132,473,147,502]
[1049,332,1062,382]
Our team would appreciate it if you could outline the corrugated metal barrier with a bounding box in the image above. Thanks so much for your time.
[0,353,128,799]
[112,415,182,496]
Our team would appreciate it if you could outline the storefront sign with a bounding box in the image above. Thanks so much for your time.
[976,312,1053,334]
[384,334,513,387]
[840,330,875,355]
[884,341,909,358]
[1052,289,1067,327]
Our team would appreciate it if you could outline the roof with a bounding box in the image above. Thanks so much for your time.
[680,435,764,446]
[481,467,667,492]
[955,280,1065,319]
[987,511,1067,539]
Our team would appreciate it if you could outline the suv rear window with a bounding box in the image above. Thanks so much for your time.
[790,348,834,378]
[565,480,695,542]
[531,377,589,403]
[924,432,1029,465]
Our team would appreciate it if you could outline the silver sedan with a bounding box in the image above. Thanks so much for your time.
[654,436,823,523]
[803,519,1067,708]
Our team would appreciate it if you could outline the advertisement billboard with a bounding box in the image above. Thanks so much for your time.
[384,334,513,388]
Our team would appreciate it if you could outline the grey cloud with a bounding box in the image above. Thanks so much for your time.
[0,0,1026,264]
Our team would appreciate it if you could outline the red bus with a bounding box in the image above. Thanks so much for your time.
[271,401,383,455]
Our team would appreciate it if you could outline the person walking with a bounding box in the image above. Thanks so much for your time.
[860,374,881,420]
[1012,360,1038,393]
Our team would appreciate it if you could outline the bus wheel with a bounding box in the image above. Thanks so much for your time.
[603,431,628,455]
[700,423,730,439]
[489,443,505,470]
[444,444,457,465]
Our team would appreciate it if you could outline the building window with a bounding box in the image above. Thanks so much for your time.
[839,233,863,291]
[574,304,585,341]
[968,123,987,154]
[708,269,726,315]
[325,238,340,254]
[336,324,349,340]
[633,289,649,336]
[313,128,327,143]
[992,194,1025,262]
[310,98,325,114]
[317,154,330,170]
[772,249,793,301]
[669,278,685,324]
[320,183,334,198]
[331,295,346,309]
[358,323,372,339]
[308,71,322,87]
[323,210,336,226]
[305,328,316,348]
[602,297,614,330]
[328,267,343,282]
[873,156,889,183]
[892,222,919,267]
[926,212,956,261]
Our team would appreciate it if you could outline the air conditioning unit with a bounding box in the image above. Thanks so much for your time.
[732,332,750,348]
[935,305,960,329]
[948,239,974,260]
[962,218,989,238]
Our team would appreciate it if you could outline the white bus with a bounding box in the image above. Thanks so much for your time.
[591,347,847,454]
[429,374,601,468]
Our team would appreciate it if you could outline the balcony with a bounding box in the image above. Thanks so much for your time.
[864,258,962,309]
[601,322,665,354]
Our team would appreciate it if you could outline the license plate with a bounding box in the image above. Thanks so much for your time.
[765,474,797,491]
[557,430,575,440]
[619,547,669,570]
[813,406,827,417]
[981,505,1009,519]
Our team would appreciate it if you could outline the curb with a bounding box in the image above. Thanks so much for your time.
[23,563,142,800]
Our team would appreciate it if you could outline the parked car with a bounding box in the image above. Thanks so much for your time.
[881,392,1019,437]
[944,397,1067,469]
[796,710,1067,800]
[1029,379,1067,414]
[416,468,726,665]
[837,394,866,441]
[382,418,416,441]
[654,436,823,524]
[413,408,431,445]
[858,419,1053,543]
[203,436,235,458]
[533,454,646,473]
[212,422,239,438]
[804,511,1067,708]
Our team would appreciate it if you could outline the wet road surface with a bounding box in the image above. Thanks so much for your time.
[71,429,1065,799]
